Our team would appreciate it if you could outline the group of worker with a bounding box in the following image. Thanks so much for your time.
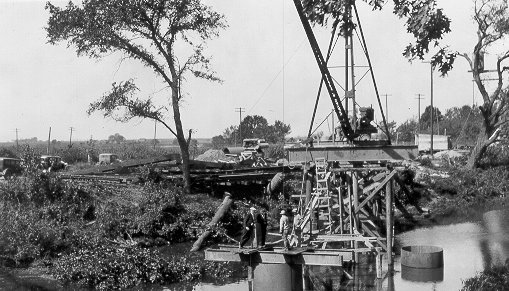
[239,206,303,251]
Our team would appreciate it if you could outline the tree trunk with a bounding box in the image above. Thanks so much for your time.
[171,89,191,194]
[466,126,489,169]
[190,192,233,252]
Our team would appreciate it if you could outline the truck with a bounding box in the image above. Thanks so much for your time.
[415,134,451,153]
[0,157,22,179]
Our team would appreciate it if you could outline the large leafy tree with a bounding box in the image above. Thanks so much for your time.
[301,0,455,74]
[45,0,226,193]
[220,115,291,145]
[441,105,482,147]
[459,0,509,168]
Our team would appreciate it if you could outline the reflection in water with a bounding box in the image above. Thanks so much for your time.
[401,266,444,282]
[481,209,509,268]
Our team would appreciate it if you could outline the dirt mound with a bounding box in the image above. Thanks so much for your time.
[195,149,236,162]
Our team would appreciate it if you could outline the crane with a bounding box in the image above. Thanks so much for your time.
[292,0,390,145]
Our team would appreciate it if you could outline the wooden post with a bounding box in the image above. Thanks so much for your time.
[385,176,394,267]
[338,175,344,234]
[352,171,359,262]
[190,192,233,252]
[302,265,309,291]
[347,174,354,249]
[376,250,383,279]
[247,264,254,291]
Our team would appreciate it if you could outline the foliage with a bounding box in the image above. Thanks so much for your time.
[265,143,286,160]
[395,119,418,143]
[301,0,454,74]
[424,166,509,222]
[462,260,509,291]
[220,115,291,145]
[52,245,225,290]
[419,105,443,133]
[457,0,509,168]
[46,0,228,193]
[108,133,126,144]
[441,105,482,147]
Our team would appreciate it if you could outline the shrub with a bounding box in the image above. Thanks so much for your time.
[462,260,509,291]
[52,245,205,290]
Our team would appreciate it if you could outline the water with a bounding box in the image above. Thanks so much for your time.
[3,209,509,290]
[193,208,509,291]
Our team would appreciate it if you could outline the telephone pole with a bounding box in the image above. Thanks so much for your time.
[382,94,392,121]
[69,127,75,148]
[235,107,245,146]
[15,128,19,150]
[415,94,425,132]
[47,127,52,154]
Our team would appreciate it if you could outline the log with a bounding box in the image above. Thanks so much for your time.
[190,192,234,252]
[266,172,285,196]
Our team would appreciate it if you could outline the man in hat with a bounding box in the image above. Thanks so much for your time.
[256,208,268,248]
[292,208,302,247]
[239,206,257,248]
[279,209,290,250]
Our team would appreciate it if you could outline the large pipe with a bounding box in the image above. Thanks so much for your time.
[190,192,233,252]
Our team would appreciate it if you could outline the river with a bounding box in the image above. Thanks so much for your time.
[174,208,509,291]
[2,209,509,290]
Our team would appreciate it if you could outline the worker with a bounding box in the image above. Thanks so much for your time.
[292,208,302,248]
[256,208,268,248]
[239,206,257,248]
[279,209,291,251]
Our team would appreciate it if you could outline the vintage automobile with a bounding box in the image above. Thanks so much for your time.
[0,157,22,179]
[98,153,122,165]
[40,155,68,172]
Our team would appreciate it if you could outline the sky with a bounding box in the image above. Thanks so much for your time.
[0,0,493,142]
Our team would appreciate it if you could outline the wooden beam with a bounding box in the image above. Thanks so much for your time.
[205,248,350,265]
[355,170,397,213]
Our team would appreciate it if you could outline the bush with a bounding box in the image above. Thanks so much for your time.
[53,245,205,290]
[462,260,509,291]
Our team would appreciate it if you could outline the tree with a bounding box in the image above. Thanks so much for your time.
[301,0,455,74]
[211,135,227,149]
[107,133,125,144]
[458,0,509,168]
[396,119,418,143]
[46,0,226,193]
[441,105,482,147]
[419,105,443,133]
[220,115,291,145]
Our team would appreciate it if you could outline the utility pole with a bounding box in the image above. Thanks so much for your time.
[47,127,52,154]
[382,94,392,121]
[15,128,19,150]
[423,61,434,156]
[235,107,245,146]
[415,94,425,132]
[69,127,74,148]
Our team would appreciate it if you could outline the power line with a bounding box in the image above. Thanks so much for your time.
[69,127,75,148]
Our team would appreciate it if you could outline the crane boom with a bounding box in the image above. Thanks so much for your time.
[292,0,358,141]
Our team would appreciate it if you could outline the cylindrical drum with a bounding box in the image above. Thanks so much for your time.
[253,263,302,291]
[401,245,443,268]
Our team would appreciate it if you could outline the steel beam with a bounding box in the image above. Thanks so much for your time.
[205,248,351,266]
[286,145,417,163]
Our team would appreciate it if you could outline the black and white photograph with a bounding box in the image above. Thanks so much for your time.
[1,0,509,290]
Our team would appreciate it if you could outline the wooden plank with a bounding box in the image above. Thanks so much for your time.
[205,248,350,265]
[355,170,397,213]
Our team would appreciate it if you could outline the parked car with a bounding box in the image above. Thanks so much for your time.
[0,157,22,179]
[98,153,121,165]
[40,155,67,172]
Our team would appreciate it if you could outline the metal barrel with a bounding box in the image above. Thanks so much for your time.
[401,245,443,269]
[253,263,302,291]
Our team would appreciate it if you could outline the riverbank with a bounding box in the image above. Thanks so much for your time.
[2,162,509,290]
